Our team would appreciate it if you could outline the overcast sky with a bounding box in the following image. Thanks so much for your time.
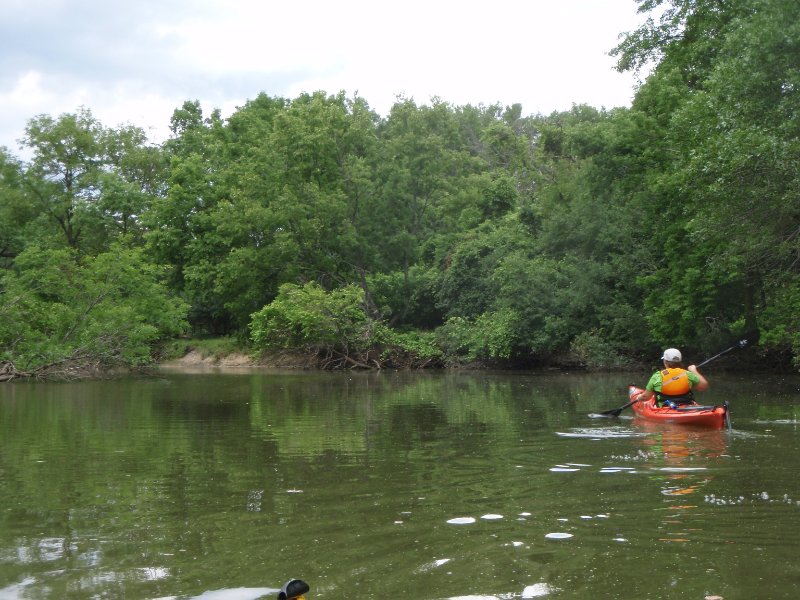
[0,0,647,157]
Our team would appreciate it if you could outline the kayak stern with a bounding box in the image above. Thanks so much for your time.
[628,385,727,429]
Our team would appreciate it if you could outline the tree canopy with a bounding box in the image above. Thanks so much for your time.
[2,0,798,377]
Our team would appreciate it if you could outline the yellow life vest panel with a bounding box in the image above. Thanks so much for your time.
[660,368,691,396]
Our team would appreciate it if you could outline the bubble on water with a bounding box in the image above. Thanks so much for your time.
[761,491,770,501]
[580,515,593,520]
[447,517,476,525]
[545,532,573,539]
[613,537,628,542]
[704,493,750,506]
[481,513,503,520]
[550,467,580,472]
[519,512,532,517]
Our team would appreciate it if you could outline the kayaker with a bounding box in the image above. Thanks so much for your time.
[634,348,709,407]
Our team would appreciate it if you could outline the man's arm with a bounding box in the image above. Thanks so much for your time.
[687,365,709,391]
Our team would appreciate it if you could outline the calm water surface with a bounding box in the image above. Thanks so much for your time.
[1,369,799,599]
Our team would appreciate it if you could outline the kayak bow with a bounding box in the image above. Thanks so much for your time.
[628,385,728,429]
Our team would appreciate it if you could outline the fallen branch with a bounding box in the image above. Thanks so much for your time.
[0,361,30,382]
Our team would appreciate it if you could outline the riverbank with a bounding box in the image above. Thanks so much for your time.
[157,338,318,369]
[159,348,321,369]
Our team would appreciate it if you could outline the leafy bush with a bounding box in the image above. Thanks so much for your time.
[436,308,519,364]
[250,282,369,353]
[0,244,189,377]
[373,324,442,362]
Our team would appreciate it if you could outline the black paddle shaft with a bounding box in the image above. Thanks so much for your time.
[696,336,753,369]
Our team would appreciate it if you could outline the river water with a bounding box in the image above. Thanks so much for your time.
[0,369,799,599]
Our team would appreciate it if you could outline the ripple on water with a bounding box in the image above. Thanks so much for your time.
[415,558,451,573]
[556,428,648,439]
[600,466,636,473]
[189,587,276,599]
[445,583,559,600]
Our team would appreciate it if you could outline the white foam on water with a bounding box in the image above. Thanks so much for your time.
[414,558,452,574]
[522,582,558,597]
[481,514,503,520]
[550,467,579,472]
[545,532,573,539]
[447,517,476,525]
[138,568,169,581]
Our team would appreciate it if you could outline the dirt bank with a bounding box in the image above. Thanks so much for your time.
[160,349,319,369]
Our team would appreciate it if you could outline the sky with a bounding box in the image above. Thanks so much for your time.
[0,0,648,157]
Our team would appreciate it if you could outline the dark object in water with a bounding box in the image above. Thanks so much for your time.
[278,579,310,600]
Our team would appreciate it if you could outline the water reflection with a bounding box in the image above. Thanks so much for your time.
[0,371,799,599]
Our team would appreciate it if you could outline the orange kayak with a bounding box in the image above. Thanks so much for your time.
[628,385,728,429]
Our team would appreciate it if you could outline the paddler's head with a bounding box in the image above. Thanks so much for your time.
[661,347,683,368]
[277,579,310,600]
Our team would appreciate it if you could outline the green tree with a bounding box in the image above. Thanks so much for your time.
[0,149,36,267]
[0,244,188,379]
[608,0,799,363]
[21,108,160,254]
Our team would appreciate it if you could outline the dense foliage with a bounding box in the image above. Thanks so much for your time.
[1,0,798,377]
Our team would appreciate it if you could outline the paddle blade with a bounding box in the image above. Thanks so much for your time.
[598,399,636,417]
[739,329,760,347]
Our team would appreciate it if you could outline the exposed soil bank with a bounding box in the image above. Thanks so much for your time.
[159,349,319,369]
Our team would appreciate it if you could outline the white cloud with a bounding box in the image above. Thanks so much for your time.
[0,0,646,157]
